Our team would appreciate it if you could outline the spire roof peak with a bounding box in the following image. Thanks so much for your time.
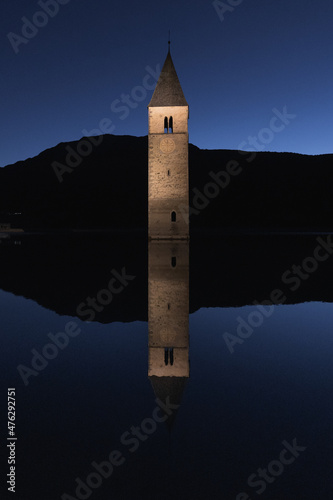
[148,51,188,107]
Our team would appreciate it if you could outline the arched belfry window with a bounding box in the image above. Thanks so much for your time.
[171,211,176,222]
[163,117,173,133]
[164,117,168,133]
[164,348,174,366]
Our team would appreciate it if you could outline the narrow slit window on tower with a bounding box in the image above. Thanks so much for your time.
[167,303,171,310]
[171,256,177,268]
[169,116,173,133]
[171,211,176,222]
[164,348,169,366]
[167,169,170,176]
[164,117,168,133]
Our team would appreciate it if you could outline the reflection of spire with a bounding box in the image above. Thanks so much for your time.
[148,241,190,430]
[150,376,187,430]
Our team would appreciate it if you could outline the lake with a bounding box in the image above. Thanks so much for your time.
[1,232,333,499]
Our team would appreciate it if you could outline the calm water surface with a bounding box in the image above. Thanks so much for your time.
[1,233,333,499]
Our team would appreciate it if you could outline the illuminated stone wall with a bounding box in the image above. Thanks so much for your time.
[148,105,189,239]
[148,241,189,378]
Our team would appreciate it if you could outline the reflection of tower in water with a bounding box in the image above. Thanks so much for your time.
[148,241,189,426]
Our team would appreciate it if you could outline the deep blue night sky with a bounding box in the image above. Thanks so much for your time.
[1,0,332,167]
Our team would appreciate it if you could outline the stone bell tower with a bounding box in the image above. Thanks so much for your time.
[148,46,189,239]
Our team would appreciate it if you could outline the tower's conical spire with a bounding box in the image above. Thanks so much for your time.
[148,50,188,107]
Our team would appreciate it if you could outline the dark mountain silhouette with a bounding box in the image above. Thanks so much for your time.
[0,134,332,231]
[0,233,332,324]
